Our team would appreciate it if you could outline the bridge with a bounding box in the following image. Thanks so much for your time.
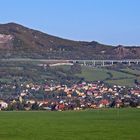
[69,59,140,67]
[1,58,140,67]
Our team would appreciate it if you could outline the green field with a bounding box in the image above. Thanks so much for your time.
[106,79,136,87]
[0,109,140,140]
[76,67,110,81]
[76,66,139,86]
[77,67,134,80]
[121,68,140,75]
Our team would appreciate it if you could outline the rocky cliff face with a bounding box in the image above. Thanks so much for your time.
[0,34,13,49]
[113,46,140,59]
[0,34,13,43]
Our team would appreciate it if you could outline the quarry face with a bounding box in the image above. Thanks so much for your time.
[0,34,13,44]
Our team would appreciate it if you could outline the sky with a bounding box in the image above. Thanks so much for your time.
[0,0,140,46]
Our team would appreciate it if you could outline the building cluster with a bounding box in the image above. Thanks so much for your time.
[0,81,140,111]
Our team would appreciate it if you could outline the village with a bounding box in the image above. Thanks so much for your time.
[0,80,140,111]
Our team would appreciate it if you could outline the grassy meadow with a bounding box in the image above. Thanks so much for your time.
[76,66,140,86]
[0,109,140,140]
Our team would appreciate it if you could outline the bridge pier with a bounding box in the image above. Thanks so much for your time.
[102,61,105,67]
[128,61,131,66]
[92,61,95,67]
[83,61,86,66]
[111,61,114,65]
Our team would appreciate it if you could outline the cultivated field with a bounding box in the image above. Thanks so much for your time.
[0,109,139,140]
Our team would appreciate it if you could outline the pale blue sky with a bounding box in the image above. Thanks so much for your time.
[0,0,140,45]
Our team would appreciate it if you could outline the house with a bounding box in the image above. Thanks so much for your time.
[0,101,8,110]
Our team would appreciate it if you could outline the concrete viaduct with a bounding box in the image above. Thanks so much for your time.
[1,59,140,67]
[69,59,140,67]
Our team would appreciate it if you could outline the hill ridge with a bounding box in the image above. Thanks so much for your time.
[0,22,140,59]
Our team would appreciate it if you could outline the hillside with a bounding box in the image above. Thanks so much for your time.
[0,22,140,59]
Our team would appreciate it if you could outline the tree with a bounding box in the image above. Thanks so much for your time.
[31,102,39,110]
[70,64,82,74]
